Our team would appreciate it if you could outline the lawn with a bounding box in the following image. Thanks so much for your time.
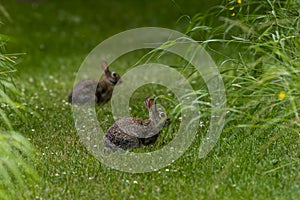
[1,0,300,199]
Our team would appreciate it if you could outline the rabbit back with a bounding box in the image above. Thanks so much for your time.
[104,121,141,150]
[104,117,160,151]
[68,79,98,104]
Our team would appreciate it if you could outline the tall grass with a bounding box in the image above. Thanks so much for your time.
[187,0,300,129]
[0,9,38,200]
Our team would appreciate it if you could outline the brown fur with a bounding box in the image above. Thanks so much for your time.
[68,61,121,105]
[104,97,168,151]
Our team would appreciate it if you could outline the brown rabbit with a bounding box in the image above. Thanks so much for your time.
[104,97,169,151]
[68,61,121,105]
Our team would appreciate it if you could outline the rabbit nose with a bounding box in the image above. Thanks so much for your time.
[165,117,171,125]
[116,78,122,85]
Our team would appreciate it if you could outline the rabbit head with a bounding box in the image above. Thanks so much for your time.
[101,60,121,85]
[145,97,168,130]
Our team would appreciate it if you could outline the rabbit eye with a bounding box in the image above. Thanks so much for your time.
[159,112,165,118]
[112,72,117,77]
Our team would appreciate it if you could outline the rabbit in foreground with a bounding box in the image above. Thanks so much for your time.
[68,60,121,105]
[104,97,169,151]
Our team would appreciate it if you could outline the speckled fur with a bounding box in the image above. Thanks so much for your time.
[104,98,168,151]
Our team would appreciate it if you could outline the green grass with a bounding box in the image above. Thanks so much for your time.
[2,0,300,199]
[0,7,38,198]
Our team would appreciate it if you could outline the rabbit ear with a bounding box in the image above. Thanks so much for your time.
[145,97,154,109]
[102,60,109,72]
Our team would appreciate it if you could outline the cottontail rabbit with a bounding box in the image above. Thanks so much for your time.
[104,97,169,151]
[68,61,121,105]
